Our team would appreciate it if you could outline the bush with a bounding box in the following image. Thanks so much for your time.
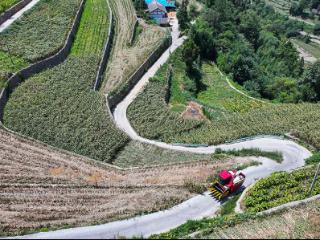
[306,153,320,165]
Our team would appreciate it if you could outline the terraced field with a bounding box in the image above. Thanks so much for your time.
[0,128,253,236]
[104,0,167,94]
[3,0,129,163]
[0,0,81,88]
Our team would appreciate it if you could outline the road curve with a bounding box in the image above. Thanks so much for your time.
[0,0,40,33]
[14,20,312,239]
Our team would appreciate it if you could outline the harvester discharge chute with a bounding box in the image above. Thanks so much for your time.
[209,170,245,200]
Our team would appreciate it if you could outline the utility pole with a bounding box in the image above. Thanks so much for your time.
[308,163,320,197]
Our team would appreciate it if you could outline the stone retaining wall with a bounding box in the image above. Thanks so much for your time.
[0,0,85,121]
[0,0,32,26]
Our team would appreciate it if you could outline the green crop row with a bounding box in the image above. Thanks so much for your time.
[243,165,320,212]
[0,0,20,14]
[4,0,129,163]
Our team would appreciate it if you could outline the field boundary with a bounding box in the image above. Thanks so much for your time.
[0,0,85,121]
[0,0,32,26]
[107,35,172,110]
[93,0,114,91]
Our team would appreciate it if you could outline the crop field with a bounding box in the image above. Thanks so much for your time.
[0,0,20,14]
[243,165,320,212]
[265,0,293,14]
[3,0,129,163]
[0,0,81,89]
[0,128,251,236]
[103,0,167,94]
[127,45,320,148]
[152,200,320,239]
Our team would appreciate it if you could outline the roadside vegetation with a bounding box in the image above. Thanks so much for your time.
[243,164,320,212]
[4,0,129,163]
[0,0,20,14]
[151,200,320,239]
[0,0,81,88]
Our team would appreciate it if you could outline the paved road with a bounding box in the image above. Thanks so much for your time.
[15,20,312,239]
[0,0,40,33]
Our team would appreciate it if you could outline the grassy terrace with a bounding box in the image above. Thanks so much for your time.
[0,0,81,88]
[0,0,20,14]
[127,45,320,148]
[4,0,129,163]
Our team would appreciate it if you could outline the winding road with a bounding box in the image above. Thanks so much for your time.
[13,20,313,239]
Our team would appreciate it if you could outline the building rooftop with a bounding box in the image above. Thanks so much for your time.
[145,0,176,8]
[147,0,167,13]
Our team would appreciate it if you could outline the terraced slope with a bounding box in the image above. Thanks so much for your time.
[3,0,129,162]
[104,0,167,93]
[0,0,81,88]
[0,128,250,236]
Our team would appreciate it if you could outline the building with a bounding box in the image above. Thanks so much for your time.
[145,0,176,25]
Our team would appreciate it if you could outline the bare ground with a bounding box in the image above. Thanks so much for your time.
[0,128,247,236]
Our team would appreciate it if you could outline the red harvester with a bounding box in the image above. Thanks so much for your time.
[208,170,246,200]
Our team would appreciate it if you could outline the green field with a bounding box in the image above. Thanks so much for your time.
[4,0,129,163]
[0,0,81,89]
[243,165,320,212]
[0,0,20,14]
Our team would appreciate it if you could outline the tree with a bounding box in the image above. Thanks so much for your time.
[239,10,261,49]
[189,19,216,60]
[177,0,189,30]
[182,38,200,73]
[300,61,320,101]
[314,24,320,35]
[232,55,257,85]
[266,77,299,103]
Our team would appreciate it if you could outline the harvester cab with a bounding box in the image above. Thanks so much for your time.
[208,170,245,200]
